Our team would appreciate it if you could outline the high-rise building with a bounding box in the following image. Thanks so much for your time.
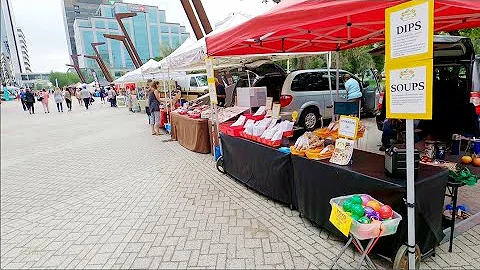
[16,28,31,73]
[73,2,189,76]
[1,0,22,85]
[61,0,122,65]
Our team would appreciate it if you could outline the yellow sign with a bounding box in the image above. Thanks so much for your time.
[292,111,298,122]
[338,115,359,140]
[329,203,352,237]
[385,0,433,63]
[205,57,218,105]
[386,59,433,119]
[385,0,434,120]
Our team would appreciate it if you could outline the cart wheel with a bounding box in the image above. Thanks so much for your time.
[393,244,421,270]
[216,156,225,174]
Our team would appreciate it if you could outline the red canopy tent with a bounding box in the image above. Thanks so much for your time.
[207,0,480,56]
[206,1,480,268]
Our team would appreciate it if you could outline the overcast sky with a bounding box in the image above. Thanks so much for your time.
[9,0,275,73]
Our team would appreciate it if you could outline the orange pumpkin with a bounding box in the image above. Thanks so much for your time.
[473,157,480,167]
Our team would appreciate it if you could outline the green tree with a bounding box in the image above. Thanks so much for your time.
[49,71,81,88]
[153,45,176,61]
[458,28,480,54]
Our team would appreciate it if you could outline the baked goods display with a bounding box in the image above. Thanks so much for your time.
[314,120,366,140]
[291,132,334,160]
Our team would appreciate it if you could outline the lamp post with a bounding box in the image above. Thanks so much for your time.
[68,54,87,83]
[91,42,114,82]
[115,13,143,66]
[103,33,140,68]
[84,54,113,83]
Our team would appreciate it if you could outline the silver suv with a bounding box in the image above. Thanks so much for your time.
[279,69,375,130]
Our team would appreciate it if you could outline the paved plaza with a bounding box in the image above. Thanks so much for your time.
[1,98,480,269]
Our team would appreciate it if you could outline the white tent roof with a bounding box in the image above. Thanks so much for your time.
[146,12,253,73]
[145,12,327,73]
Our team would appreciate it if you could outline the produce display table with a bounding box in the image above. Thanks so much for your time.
[170,112,211,154]
[220,134,294,205]
[292,151,448,259]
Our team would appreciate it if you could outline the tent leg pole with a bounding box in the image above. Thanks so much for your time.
[406,119,416,270]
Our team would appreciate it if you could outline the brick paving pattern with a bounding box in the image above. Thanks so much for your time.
[1,98,479,269]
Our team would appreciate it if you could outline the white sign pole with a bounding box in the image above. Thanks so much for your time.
[406,119,416,269]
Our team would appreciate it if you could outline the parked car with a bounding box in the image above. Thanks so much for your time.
[176,74,208,96]
[230,63,378,130]
[375,35,479,139]
[279,69,377,130]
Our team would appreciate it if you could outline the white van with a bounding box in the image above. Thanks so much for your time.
[176,74,208,96]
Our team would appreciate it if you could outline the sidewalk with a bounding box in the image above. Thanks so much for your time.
[1,99,479,269]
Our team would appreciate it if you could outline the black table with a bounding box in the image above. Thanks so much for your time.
[220,134,294,205]
[292,151,448,260]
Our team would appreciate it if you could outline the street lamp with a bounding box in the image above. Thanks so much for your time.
[103,33,140,68]
[84,54,113,83]
[91,43,114,82]
[68,54,87,83]
[115,12,143,67]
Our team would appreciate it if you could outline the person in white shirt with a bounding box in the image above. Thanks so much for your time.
[80,87,90,110]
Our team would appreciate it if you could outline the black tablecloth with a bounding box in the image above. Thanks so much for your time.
[220,134,294,205]
[292,151,448,259]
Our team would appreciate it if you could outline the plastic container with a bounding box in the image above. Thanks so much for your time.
[283,130,294,138]
[219,122,243,137]
[329,194,402,240]
[164,123,171,133]
[244,113,265,121]
[214,146,222,161]
[278,147,291,154]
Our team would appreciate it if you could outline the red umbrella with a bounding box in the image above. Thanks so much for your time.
[207,0,480,56]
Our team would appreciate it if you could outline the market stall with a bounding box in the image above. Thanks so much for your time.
[205,1,480,267]
[221,133,294,205]
[292,151,448,259]
[170,112,211,154]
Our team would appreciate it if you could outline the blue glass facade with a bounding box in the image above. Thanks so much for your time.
[73,2,189,75]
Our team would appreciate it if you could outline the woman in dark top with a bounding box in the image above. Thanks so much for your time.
[148,81,162,135]
[25,89,35,114]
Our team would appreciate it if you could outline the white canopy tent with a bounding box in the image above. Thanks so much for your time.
[114,59,186,83]
[145,12,328,73]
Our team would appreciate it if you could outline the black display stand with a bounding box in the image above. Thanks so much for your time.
[220,134,295,206]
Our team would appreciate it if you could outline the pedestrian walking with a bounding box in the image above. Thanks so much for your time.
[25,88,35,114]
[64,87,73,111]
[39,89,50,113]
[19,88,27,111]
[149,81,163,135]
[54,87,64,112]
[99,86,106,104]
[80,87,91,110]
[76,88,83,106]
[144,79,152,124]
[107,87,117,107]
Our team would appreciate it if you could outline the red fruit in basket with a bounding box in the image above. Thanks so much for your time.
[378,205,393,219]
[366,200,381,212]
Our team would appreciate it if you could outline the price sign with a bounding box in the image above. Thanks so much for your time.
[338,115,359,140]
[329,203,352,237]
[272,103,281,119]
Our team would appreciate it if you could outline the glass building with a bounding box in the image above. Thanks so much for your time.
[62,0,118,66]
[73,2,190,76]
